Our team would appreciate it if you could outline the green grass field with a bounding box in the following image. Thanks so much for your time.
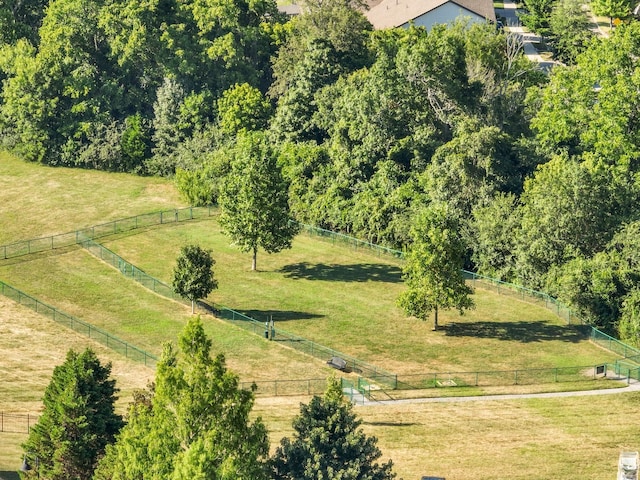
[1,152,639,479]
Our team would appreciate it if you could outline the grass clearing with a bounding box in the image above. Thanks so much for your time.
[1,151,638,479]
[0,249,334,382]
[253,391,640,480]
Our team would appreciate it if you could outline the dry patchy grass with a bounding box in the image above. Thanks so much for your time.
[0,152,184,244]
[0,297,154,472]
[254,391,640,480]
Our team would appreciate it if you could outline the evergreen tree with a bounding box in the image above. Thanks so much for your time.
[94,317,270,480]
[22,349,123,480]
[271,377,396,480]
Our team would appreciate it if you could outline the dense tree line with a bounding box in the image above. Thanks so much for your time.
[3,0,640,340]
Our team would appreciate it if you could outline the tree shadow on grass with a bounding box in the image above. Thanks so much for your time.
[362,421,418,427]
[279,262,402,283]
[444,321,591,343]
[235,309,325,322]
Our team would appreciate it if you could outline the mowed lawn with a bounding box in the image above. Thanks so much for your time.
[100,219,618,375]
[254,389,640,480]
[3,293,639,480]
[0,249,335,383]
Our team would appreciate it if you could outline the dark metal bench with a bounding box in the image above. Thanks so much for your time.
[327,356,347,371]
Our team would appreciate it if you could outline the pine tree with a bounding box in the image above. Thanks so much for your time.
[271,377,396,480]
[21,349,123,480]
[94,317,270,479]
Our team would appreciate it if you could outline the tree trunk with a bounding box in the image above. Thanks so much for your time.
[191,300,195,315]
[433,305,439,331]
[252,247,257,271]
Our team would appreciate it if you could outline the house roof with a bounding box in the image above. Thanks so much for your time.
[366,0,496,30]
[278,4,302,16]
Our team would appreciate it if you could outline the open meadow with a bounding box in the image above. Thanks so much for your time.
[1,153,639,479]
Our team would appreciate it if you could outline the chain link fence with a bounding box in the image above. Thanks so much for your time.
[0,207,217,260]
[0,412,38,433]
[80,239,186,304]
[0,281,157,367]
[3,212,640,398]
[394,365,606,390]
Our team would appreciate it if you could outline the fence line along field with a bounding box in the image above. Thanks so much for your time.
[4,289,640,480]
[1,151,639,479]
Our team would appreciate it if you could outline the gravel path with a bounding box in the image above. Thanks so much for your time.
[358,378,640,406]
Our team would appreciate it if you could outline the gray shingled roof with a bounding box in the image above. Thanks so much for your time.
[366,0,496,30]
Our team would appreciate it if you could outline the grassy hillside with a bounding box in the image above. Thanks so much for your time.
[0,152,185,244]
[101,220,618,373]
[1,152,638,480]
[1,219,617,380]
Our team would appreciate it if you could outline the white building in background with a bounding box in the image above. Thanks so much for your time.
[366,0,496,30]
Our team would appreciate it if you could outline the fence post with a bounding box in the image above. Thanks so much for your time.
[514,370,518,385]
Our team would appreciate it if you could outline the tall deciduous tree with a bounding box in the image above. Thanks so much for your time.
[218,131,299,271]
[620,288,640,347]
[520,0,557,37]
[172,244,218,314]
[269,0,373,99]
[94,317,270,480]
[0,0,48,44]
[549,0,594,65]
[217,83,272,137]
[22,349,123,480]
[397,203,474,330]
[471,193,520,281]
[514,153,626,289]
[271,377,396,480]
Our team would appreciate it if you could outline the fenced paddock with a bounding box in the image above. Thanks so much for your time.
[3,211,640,399]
